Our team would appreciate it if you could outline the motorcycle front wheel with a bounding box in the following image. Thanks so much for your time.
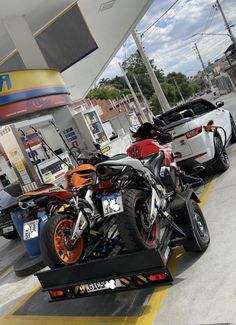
[115,189,158,252]
[40,214,84,268]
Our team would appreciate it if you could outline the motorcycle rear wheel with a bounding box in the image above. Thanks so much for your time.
[115,189,158,252]
[40,214,84,268]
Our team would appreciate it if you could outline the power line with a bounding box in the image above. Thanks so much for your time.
[140,0,181,37]
[209,41,231,61]
[204,6,216,32]
[142,0,183,41]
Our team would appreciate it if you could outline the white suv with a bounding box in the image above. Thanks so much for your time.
[157,99,236,173]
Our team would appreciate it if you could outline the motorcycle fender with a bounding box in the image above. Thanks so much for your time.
[170,189,199,226]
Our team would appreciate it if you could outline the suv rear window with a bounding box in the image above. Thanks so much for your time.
[159,101,215,125]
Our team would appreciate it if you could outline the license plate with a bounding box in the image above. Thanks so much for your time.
[102,193,124,216]
[23,220,39,240]
[87,279,122,293]
[3,226,14,234]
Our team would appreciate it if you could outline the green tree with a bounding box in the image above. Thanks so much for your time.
[166,72,197,102]
[87,52,198,110]
[121,52,165,100]
[86,87,121,100]
[161,82,177,105]
[99,78,110,87]
[150,94,162,115]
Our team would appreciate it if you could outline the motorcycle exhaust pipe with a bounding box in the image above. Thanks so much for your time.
[96,165,114,179]
[193,165,205,172]
[19,200,36,210]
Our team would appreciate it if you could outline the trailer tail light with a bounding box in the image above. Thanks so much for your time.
[50,290,65,298]
[185,126,202,139]
[149,272,167,282]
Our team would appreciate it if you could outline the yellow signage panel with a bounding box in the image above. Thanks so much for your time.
[0,70,69,106]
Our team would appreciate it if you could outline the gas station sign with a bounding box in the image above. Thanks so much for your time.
[0,94,71,122]
[0,70,71,123]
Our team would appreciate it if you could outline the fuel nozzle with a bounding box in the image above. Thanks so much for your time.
[204,120,218,132]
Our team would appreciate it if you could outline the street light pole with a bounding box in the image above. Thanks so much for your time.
[193,43,214,92]
[214,0,236,45]
[118,62,147,123]
[131,30,170,113]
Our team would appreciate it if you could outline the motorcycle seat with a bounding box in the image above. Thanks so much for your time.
[141,151,164,177]
[97,157,145,173]
[109,154,128,160]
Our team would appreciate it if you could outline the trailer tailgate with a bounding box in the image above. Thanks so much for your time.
[35,249,172,300]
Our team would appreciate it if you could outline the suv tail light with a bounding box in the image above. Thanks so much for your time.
[186,126,202,139]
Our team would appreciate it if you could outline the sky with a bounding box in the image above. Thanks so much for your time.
[100,0,236,80]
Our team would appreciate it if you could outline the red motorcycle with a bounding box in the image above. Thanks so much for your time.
[127,123,201,191]
[127,123,180,193]
[96,122,208,253]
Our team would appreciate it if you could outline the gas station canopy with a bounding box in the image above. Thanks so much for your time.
[0,0,153,100]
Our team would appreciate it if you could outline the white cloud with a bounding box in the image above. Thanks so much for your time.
[101,0,236,80]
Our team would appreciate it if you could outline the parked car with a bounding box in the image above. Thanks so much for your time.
[157,99,236,173]
[0,182,22,240]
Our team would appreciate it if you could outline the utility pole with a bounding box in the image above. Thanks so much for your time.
[133,74,153,121]
[132,30,170,113]
[173,77,185,103]
[214,0,236,45]
[193,43,214,92]
[118,62,147,123]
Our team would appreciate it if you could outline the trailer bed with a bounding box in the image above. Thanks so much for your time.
[36,248,172,301]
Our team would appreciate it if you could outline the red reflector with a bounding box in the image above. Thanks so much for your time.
[50,290,65,297]
[149,272,167,282]
[186,126,202,139]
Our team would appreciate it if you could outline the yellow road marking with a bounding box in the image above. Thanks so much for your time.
[0,180,214,325]
[199,179,215,209]
[0,284,41,321]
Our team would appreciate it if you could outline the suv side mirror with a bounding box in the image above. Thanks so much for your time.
[216,101,224,108]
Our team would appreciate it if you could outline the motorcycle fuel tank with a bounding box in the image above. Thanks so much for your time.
[127,139,163,159]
